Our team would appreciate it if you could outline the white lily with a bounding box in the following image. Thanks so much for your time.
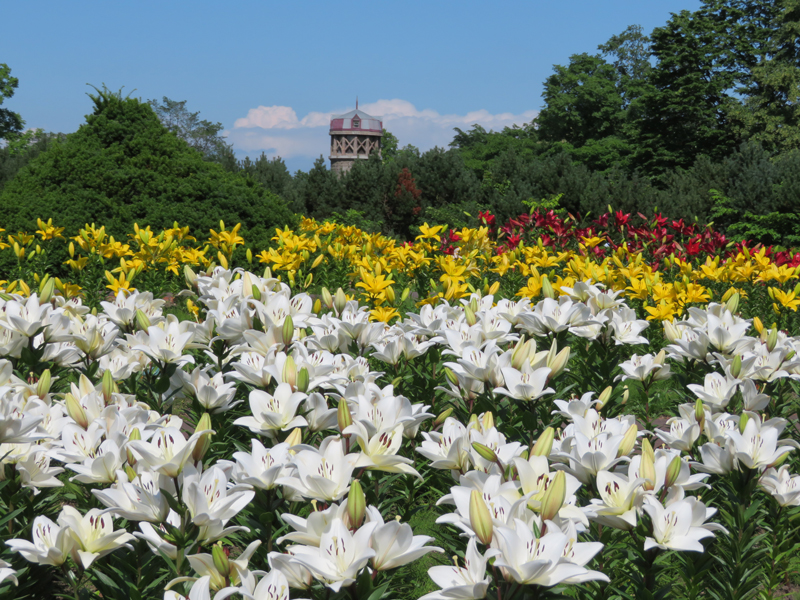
[182,464,255,543]
[233,383,308,438]
[58,506,135,568]
[760,466,800,507]
[370,519,442,570]
[277,436,358,502]
[6,515,75,566]
[420,537,495,600]
[128,426,211,477]
[93,469,170,523]
[643,492,726,553]
[343,421,421,478]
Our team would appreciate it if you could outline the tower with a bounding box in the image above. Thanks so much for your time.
[329,102,383,175]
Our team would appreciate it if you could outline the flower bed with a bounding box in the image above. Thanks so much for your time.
[0,254,799,599]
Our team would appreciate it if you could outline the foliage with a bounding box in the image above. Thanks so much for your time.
[0,63,24,141]
[0,88,296,254]
[148,96,233,162]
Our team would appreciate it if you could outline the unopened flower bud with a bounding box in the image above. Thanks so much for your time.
[622,385,629,404]
[400,287,410,302]
[541,274,555,299]
[731,355,742,379]
[124,465,137,481]
[282,355,297,389]
[333,288,347,314]
[511,336,531,371]
[640,438,656,491]
[725,292,740,315]
[753,316,764,335]
[312,298,321,314]
[347,479,366,530]
[101,369,115,404]
[464,306,476,326]
[444,367,459,386]
[663,320,681,343]
[664,455,682,490]
[135,309,150,331]
[338,398,353,432]
[531,427,555,457]
[285,427,303,449]
[184,265,198,289]
[433,408,453,428]
[548,345,570,379]
[321,287,333,309]
[617,423,638,457]
[481,412,494,431]
[127,428,141,466]
[251,284,262,302]
[767,327,778,352]
[36,369,52,398]
[472,442,498,463]
[282,315,294,347]
[65,394,89,429]
[469,489,493,545]
[385,286,396,304]
[212,543,231,579]
[193,413,213,462]
[596,386,612,411]
[739,412,750,433]
[695,399,705,432]
[467,414,479,431]
[469,297,479,314]
[540,471,566,522]
[39,277,55,304]
[296,367,309,393]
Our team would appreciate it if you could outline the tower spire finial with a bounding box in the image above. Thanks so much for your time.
[356,96,358,110]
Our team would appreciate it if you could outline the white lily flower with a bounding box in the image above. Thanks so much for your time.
[68,439,125,484]
[290,518,376,592]
[726,418,796,470]
[616,352,671,384]
[234,383,308,438]
[242,568,291,600]
[182,464,255,543]
[132,316,195,366]
[164,575,213,600]
[493,519,608,585]
[370,520,442,570]
[642,492,726,553]
[0,559,17,587]
[687,372,740,411]
[58,506,135,568]
[760,466,800,507]
[343,421,421,478]
[277,436,358,502]
[93,469,170,522]
[420,537,495,600]
[128,427,210,477]
[589,470,644,531]
[6,515,75,566]
[185,367,241,413]
[228,440,293,490]
[495,367,554,401]
[417,417,471,473]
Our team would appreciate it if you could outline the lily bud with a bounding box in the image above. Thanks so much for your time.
[312,298,322,314]
[347,480,366,530]
[184,265,198,289]
[282,315,294,347]
[135,309,150,331]
[531,427,555,457]
[333,288,347,314]
[511,337,531,371]
[124,465,137,481]
[622,385,629,405]
[282,355,297,389]
[467,414,480,430]
[251,284,262,302]
[39,277,55,304]
[640,438,656,491]
[663,319,681,343]
[769,451,790,469]
[695,399,705,432]
[285,427,303,449]
[444,367,459,386]
[767,327,778,353]
[126,428,141,466]
[540,471,566,522]
[541,274,555,299]
[664,455,682,490]
[725,291,740,315]
[617,423,638,457]
[296,367,309,393]
[596,386,613,411]
[36,369,52,398]
[469,489,493,545]
[472,442,498,463]
[548,345,570,379]
[212,543,231,579]
[321,287,333,309]
[739,412,749,433]
[101,369,115,404]
[385,286,396,304]
[66,394,89,429]
[469,297,479,314]
[481,412,494,431]
[193,413,213,462]
[731,355,742,379]
[401,287,410,302]
[464,306,476,326]
[433,408,453,427]
[753,316,764,335]
[337,398,353,432]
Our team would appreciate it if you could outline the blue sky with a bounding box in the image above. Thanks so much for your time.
[3,1,700,173]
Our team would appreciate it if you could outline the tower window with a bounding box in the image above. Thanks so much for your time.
[352,119,360,128]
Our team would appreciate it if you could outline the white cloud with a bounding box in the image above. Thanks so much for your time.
[226,99,537,170]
